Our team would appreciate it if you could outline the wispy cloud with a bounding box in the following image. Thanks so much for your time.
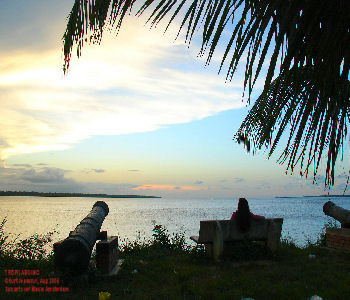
[0,16,244,160]
[81,168,105,174]
[336,174,349,179]
[233,177,245,183]
[132,184,202,191]
[335,183,348,191]
[9,163,32,168]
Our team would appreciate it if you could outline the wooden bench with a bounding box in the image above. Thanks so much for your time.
[190,218,283,261]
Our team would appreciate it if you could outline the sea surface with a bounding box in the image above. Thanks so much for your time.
[1,196,349,247]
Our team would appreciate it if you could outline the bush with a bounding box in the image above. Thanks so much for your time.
[11,232,55,260]
[0,217,10,254]
[119,223,197,260]
[315,219,339,246]
[0,217,56,266]
[151,224,191,253]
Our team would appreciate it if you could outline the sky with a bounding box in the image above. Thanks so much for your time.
[0,0,349,199]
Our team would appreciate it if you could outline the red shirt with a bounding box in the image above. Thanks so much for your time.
[230,211,264,221]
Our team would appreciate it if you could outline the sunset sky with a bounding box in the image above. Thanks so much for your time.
[0,0,349,199]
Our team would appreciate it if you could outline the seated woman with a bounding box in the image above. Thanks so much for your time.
[230,198,264,232]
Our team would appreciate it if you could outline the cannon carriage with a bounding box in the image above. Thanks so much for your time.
[53,201,118,275]
[323,201,350,250]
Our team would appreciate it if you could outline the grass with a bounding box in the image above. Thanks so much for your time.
[1,218,350,299]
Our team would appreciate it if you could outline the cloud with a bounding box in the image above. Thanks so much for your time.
[304,175,325,186]
[255,181,271,190]
[132,184,201,191]
[10,164,32,168]
[194,180,203,185]
[19,167,71,184]
[0,15,244,160]
[0,164,139,194]
[221,186,233,190]
[0,0,70,53]
[128,169,140,172]
[0,165,76,190]
[336,174,349,179]
[335,183,349,191]
[233,177,245,183]
[0,138,9,147]
[0,160,5,168]
[81,168,105,174]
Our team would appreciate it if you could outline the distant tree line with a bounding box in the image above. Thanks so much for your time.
[0,191,161,198]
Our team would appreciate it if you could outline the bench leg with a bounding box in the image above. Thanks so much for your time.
[267,222,280,252]
[212,221,224,262]
[204,244,213,257]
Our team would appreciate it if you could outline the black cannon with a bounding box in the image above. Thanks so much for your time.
[323,201,350,228]
[54,201,109,274]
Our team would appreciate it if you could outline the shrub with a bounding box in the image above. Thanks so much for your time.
[151,224,191,253]
[0,217,10,254]
[119,223,195,260]
[0,217,56,266]
[11,231,55,260]
[316,219,339,246]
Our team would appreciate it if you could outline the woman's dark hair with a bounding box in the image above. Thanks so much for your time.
[235,198,251,232]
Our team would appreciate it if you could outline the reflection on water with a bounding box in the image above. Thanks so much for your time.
[0,196,349,247]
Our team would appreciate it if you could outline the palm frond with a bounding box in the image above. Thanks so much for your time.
[235,65,350,187]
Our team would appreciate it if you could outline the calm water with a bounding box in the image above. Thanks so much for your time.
[1,196,350,247]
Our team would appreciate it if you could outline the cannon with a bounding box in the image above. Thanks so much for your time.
[54,201,109,274]
[323,201,350,228]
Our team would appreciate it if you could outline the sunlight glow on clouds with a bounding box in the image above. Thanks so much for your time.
[0,17,244,160]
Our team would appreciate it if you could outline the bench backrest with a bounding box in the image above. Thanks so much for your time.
[198,218,283,243]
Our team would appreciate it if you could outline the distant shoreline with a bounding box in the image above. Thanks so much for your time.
[276,195,350,198]
[0,191,161,198]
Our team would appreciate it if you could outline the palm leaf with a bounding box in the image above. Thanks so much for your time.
[236,65,350,187]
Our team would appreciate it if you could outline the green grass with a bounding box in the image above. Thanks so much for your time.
[1,219,349,299]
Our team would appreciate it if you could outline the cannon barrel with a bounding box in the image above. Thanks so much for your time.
[54,201,109,274]
[323,201,350,228]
